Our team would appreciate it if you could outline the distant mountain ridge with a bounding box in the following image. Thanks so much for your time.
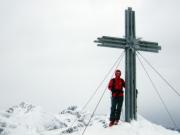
[0,102,108,135]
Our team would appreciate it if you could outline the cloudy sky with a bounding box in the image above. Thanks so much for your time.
[0,0,180,129]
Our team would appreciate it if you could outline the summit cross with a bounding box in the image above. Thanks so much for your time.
[95,7,161,122]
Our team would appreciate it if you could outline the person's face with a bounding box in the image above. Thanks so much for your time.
[115,71,121,77]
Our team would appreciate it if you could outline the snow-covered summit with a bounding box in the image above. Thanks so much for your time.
[0,102,179,135]
[6,102,36,114]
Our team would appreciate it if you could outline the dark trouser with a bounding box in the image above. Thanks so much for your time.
[110,96,124,121]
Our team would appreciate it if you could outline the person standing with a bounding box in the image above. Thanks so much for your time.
[108,69,125,126]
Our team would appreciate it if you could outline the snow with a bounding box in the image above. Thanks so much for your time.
[0,102,179,135]
[84,117,180,135]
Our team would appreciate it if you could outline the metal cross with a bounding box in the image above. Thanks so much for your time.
[94,7,161,122]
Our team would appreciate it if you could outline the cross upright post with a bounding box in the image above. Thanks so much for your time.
[125,7,137,122]
[95,7,161,122]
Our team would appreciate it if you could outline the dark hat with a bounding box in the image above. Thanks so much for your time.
[115,69,121,73]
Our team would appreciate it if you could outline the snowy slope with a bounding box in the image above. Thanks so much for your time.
[80,117,180,135]
[0,102,179,135]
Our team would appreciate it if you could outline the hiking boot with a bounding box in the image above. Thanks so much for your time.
[109,121,115,127]
[114,120,119,125]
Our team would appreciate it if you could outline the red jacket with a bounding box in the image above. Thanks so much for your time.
[108,77,125,97]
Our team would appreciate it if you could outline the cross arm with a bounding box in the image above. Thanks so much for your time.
[136,40,161,53]
[94,36,127,49]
